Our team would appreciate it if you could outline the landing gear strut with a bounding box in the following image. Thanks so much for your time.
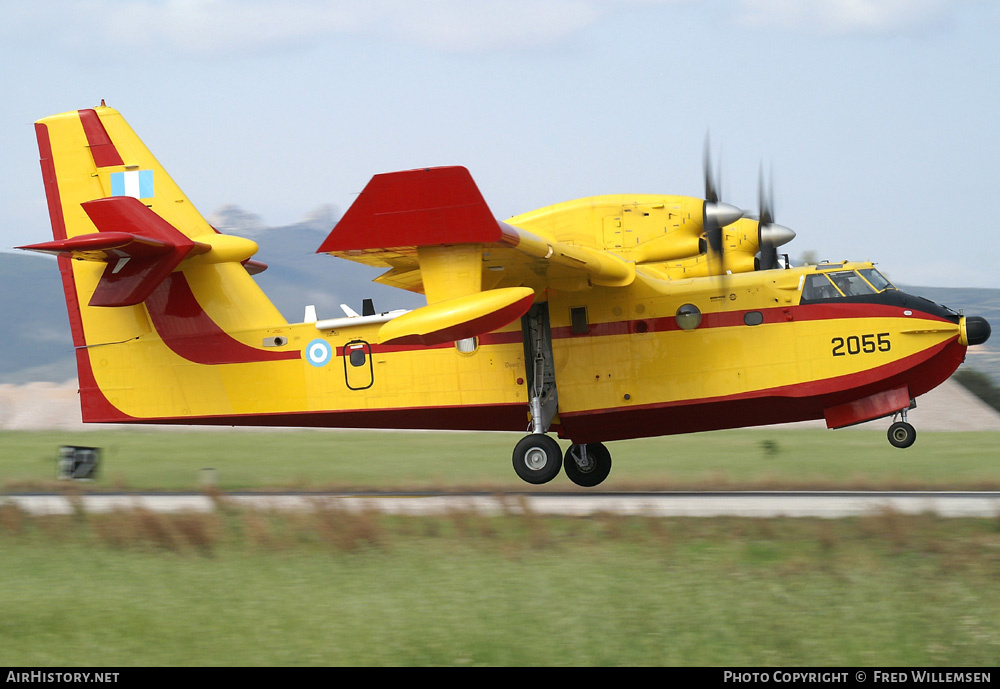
[513,303,563,484]
[887,408,916,449]
[513,304,615,487]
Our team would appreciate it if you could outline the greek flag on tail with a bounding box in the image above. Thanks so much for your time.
[110,170,154,199]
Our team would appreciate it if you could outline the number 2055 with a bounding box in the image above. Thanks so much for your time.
[831,333,890,356]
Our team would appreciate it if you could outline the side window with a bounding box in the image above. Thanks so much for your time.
[571,307,589,335]
[349,348,366,367]
[801,274,840,301]
[455,337,478,354]
[744,311,763,326]
[675,304,702,330]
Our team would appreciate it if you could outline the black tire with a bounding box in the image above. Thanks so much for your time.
[563,442,612,487]
[512,435,563,484]
[887,421,916,449]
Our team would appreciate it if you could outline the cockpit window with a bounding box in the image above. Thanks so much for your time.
[825,271,877,297]
[801,270,881,301]
[858,268,895,292]
[801,274,841,301]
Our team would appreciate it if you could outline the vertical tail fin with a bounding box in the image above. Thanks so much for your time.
[20,105,286,347]
[19,105,295,421]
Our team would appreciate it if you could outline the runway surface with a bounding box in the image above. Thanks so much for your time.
[4,491,1000,518]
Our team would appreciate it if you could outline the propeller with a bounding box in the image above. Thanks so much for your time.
[755,164,795,270]
[702,138,743,273]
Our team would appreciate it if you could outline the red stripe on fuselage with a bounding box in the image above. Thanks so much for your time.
[334,329,523,357]
[551,302,954,340]
[79,401,531,433]
[145,273,301,365]
[325,301,944,358]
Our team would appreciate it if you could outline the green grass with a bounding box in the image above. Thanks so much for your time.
[2,428,999,491]
[1,507,998,666]
[4,428,999,666]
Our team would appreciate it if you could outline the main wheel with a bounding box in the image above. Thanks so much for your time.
[887,421,916,449]
[563,442,612,487]
[512,434,563,484]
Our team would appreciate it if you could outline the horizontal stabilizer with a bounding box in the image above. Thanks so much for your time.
[19,231,174,262]
[19,196,207,307]
[377,287,534,346]
[19,196,266,305]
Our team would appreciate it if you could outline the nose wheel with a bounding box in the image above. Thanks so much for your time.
[887,410,916,449]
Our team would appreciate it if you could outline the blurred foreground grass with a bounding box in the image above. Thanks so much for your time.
[0,504,998,666]
[3,429,1000,666]
[1,428,999,491]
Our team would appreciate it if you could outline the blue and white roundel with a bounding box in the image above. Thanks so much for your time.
[305,339,333,367]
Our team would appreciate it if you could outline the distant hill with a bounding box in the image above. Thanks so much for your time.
[0,253,77,383]
[0,207,424,384]
[209,205,423,324]
[2,208,997,384]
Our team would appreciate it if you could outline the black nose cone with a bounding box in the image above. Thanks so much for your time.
[966,316,991,346]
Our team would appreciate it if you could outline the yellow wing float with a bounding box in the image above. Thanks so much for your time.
[19,105,993,488]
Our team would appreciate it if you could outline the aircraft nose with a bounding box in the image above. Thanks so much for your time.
[961,316,991,346]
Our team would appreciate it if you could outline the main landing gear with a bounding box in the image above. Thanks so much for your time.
[887,408,916,449]
[512,436,613,487]
[563,442,613,487]
[512,435,562,484]
[512,302,613,487]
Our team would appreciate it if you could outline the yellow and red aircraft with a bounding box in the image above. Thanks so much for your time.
[19,105,992,486]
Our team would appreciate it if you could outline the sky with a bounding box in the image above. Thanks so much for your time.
[1,0,998,288]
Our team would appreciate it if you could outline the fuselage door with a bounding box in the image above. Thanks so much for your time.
[343,340,374,390]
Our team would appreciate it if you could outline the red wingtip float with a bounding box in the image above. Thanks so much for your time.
[19,104,992,486]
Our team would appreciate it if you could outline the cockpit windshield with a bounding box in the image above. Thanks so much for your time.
[801,269,887,301]
[858,268,895,292]
[826,271,876,296]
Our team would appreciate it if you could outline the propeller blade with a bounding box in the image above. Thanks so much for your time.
[758,164,773,228]
[702,136,742,270]
[703,136,718,204]
[755,164,794,270]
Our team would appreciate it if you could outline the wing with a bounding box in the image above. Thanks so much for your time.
[317,166,637,345]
